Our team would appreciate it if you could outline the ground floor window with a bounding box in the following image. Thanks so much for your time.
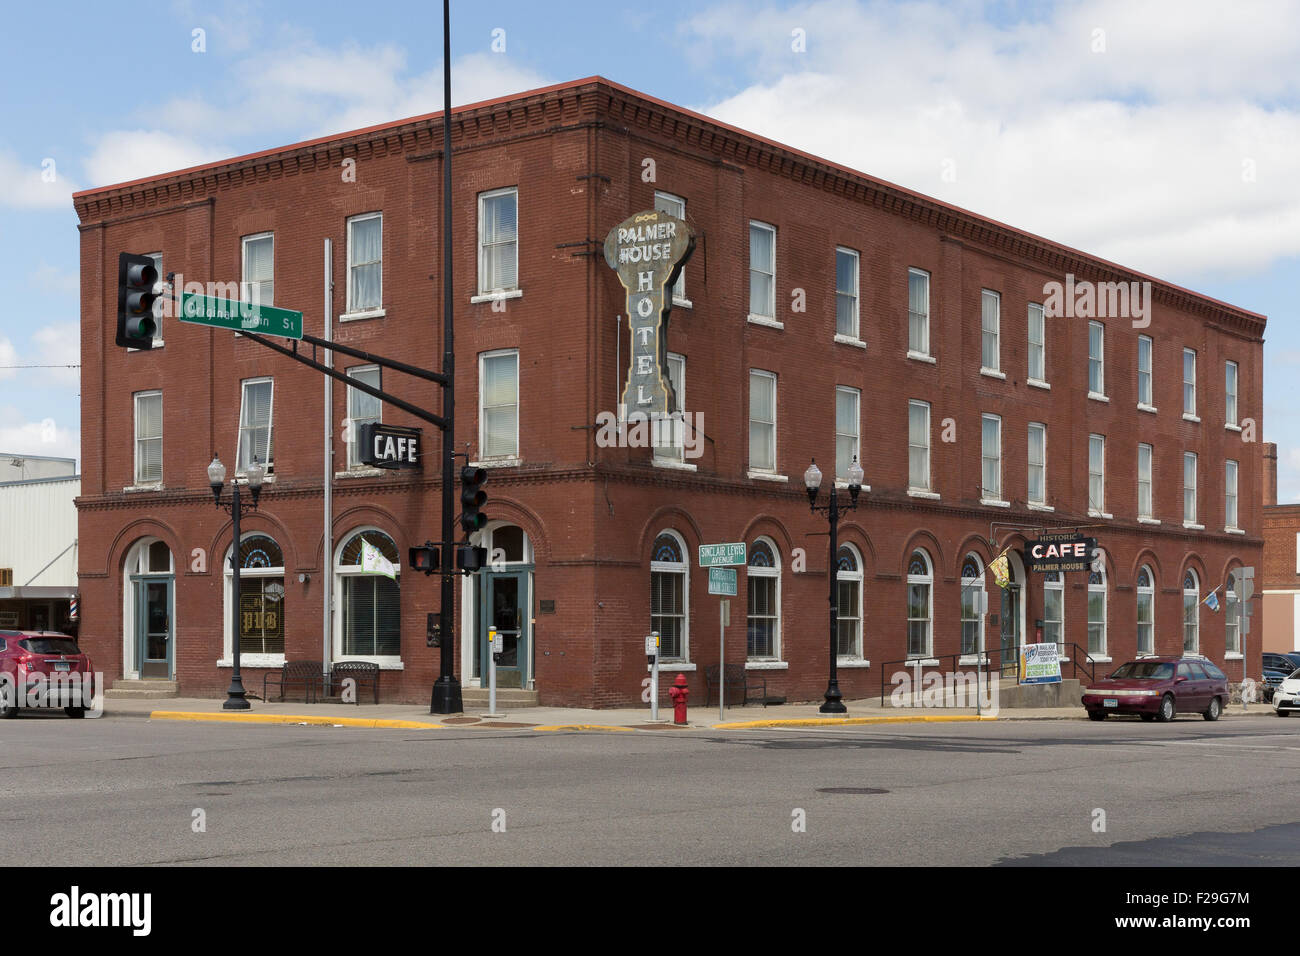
[1087,569,1107,656]
[1183,569,1200,653]
[651,532,688,660]
[1043,571,1064,648]
[907,549,933,657]
[837,545,862,658]
[1224,583,1240,655]
[1137,565,1154,655]
[960,553,984,656]
[336,531,400,657]
[231,534,284,655]
[747,539,780,660]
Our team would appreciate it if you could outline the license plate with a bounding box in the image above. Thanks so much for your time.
[1104,698,1119,707]
[51,662,71,672]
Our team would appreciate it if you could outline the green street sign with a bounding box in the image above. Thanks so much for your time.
[179,292,303,340]
[698,542,745,567]
[708,567,737,596]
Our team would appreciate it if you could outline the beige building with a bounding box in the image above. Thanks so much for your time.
[0,454,80,633]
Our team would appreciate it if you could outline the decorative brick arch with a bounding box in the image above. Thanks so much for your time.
[107,518,183,576]
[739,513,795,563]
[209,509,302,573]
[835,520,876,571]
[1129,547,1164,588]
[900,529,945,578]
[951,532,994,578]
[638,505,704,559]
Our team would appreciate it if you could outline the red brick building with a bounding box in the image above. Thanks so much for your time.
[1262,442,1298,654]
[73,76,1265,707]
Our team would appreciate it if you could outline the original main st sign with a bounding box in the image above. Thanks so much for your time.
[359,423,422,470]
[603,208,695,416]
[1025,532,1098,574]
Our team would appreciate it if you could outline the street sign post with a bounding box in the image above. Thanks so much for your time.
[698,542,746,567]
[708,567,737,596]
[179,291,304,340]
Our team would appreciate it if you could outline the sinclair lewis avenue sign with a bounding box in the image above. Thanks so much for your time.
[1025,532,1098,574]
[604,209,695,417]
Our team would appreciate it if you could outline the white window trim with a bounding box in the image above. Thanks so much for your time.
[746,537,783,662]
[1027,421,1047,508]
[981,413,1002,502]
[1088,320,1106,398]
[1088,570,1108,658]
[960,555,986,658]
[748,220,777,323]
[1137,335,1154,407]
[333,528,403,667]
[907,350,937,364]
[835,246,860,342]
[980,289,1001,373]
[1184,451,1198,525]
[1136,568,1156,656]
[344,211,383,317]
[470,289,524,305]
[477,186,519,296]
[654,190,689,306]
[907,267,931,358]
[1138,403,1158,414]
[835,333,867,349]
[241,231,274,308]
[836,544,864,661]
[1225,360,1239,427]
[1225,459,1240,532]
[650,529,690,663]
[1137,443,1154,521]
[1183,348,1197,418]
[749,369,778,474]
[221,534,286,667]
[1044,572,1065,647]
[133,389,163,487]
[654,352,689,466]
[908,399,932,493]
[1088,433,1105,517]
[478,349,520,462]
[237,376,274,475]
[1027,302,1046,385]
[1027,379,1051,391]
[907,551,934,659]
[345,365,382,469]
[836,385,861,483]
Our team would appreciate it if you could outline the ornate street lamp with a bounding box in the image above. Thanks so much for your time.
[208,454,264,710]
[805,456,864,714]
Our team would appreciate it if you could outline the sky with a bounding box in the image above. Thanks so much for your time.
[1,0,1297,497]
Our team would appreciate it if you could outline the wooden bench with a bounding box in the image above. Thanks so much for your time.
[263,660,323,704]
[329,661,380,705]
[704,663,786,707]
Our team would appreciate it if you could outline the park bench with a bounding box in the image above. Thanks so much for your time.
[704,662,786,707]
[263,660,323,704]
[329,660,381,705]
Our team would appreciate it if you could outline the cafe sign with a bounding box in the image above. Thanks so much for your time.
[1025,532,1098,574]
[359,423,422,470]
[604,209,695,417]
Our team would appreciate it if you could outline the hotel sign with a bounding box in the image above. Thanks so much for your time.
[604,209,695,416]
[1025,532,1097,574]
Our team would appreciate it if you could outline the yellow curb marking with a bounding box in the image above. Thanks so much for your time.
[150,711,442,730]
[715,714,999,730]
[531,724,636,733]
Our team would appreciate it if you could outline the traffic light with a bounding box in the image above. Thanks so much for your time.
[116,252,159,349]
[408,541,440,575]
[456,544,488,573]
[459,466,488,535]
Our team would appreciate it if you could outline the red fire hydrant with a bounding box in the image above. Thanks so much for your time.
[669,673,690,725]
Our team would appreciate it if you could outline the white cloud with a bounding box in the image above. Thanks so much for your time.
[32,263,78,299]
[0,337,17,381]
[686,0,1300,280]
[0,407,79,464]
[29,323,81,388]
[0,151,80,209]
[82,130,231,192]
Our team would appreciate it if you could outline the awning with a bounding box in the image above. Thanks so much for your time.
[0,587,78,600]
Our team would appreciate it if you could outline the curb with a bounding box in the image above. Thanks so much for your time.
[149,710,443,730]
[531,724,636,733]
[714,714,1000,729]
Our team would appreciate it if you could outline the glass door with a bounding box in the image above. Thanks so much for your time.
[136,577,173,679]
[480,571,527,689]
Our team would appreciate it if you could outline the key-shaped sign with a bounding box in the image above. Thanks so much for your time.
[604,209,695,416]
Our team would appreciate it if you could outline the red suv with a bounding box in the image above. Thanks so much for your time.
[1082,655,1229,722]
[0,630,96,718]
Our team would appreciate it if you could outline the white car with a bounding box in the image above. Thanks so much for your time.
[1273,670,1300,716]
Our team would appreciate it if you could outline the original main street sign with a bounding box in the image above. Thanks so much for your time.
[604,209,695,416]
[698,543,746,567]
[179,291,304,340]
[1025,532,1098,574]
[708,567,738,596]
[359,423,422,470]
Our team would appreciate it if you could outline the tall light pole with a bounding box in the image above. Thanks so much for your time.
[804,456,864,715]
[208,454,264,710]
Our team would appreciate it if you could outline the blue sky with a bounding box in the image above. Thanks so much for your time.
[1,0,1297,497]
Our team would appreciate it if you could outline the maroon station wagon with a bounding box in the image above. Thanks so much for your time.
[0,630,96,718]
[1082,656,1229,723]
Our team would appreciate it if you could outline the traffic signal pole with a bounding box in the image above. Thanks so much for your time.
[431,0,463,714]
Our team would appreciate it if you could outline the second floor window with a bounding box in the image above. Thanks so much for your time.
[835,386,860,480]
[908,268,930,355]
[654,191,687,303]
[980,290,1000,371]
[1225,361,1238,426]
[835,247,859,339]
[346,366,381,467]
[749,222,776,320]
[908,400,930,491]
[1027,422,1046,505]
[1184,452,1198,523]
[1225,459,1239,529]
[749,370,777,472]
[242,233,274,307]
[1027,302,1045,382]
[654,353,687,462]
[478,187,518,294]
[1138,443,1153,519]
[346,213,382,313]
[1183,348,1197,417]
[238,378,274,473]
[134,390,162,484]
[981,413,1001,500]
[480,350,519,459]
[1088,321,1105,395]
[1088,434,1105,514]
[1138,334,1153,406]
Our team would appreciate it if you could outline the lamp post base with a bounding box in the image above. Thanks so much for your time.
[819,683,847,715]
[431,676,463,715]
[223,676,251,710]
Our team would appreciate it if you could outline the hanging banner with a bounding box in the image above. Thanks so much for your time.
[1019,642,1063,685]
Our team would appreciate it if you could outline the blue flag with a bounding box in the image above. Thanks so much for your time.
[1203,590,1220,612]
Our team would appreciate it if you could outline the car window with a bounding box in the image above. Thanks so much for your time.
[18,638,81,655]
[1111,662,1174,679]
[1176,662,1194,678]
[1186,662,1209,679]
[1202,662,1226,680]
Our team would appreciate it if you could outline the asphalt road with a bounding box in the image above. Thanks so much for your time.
[2,713,1297,866]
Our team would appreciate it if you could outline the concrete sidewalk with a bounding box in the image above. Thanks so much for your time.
[93,693,1125,731]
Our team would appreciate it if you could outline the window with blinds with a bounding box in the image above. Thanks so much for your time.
[480,351,518,459]
[338,532,401,657]
[238,378,274,472]
[241,233,274,307]
[748,222,776,319]
[478,188,518,294]
[346,366,381,467]
[134,390,162,484]
[908,268,930,355]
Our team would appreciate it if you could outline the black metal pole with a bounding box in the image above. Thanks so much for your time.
[821,486,845,714]
[224,482,249,710]
[431,0,463,714]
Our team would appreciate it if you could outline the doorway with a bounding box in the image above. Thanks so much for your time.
[135,577,173,679]
[999,550,1025,668]
[479,570,529,689]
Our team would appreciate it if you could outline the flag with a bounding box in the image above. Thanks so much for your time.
[1203,590,1220,612]
[360,538,397,580]
[990,552,1010,589]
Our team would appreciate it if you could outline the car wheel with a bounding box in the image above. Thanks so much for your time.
[64,706,85,719]
[1277,709,1291,717]
[1156,694,1175,722]
[1140,713,1156,722]
[1088,710,1107,721]
[1203,697,1221,722]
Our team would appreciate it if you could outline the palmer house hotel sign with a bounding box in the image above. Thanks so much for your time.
[604,209,695,419]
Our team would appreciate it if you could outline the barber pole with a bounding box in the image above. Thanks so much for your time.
[69,596,79,621]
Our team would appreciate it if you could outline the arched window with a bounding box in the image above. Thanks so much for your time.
[960,553,984,656]
[837,545,863,659]
[1136,565,1155,655]
[335,530,400,659]
[225,533,284,659]
[651,531,688,661]
[1183,569,1200,653]
[1224,575,1240,656]
[1043,570,1064,649]
[124,537,174,680]
[747,538,781,660]
[1088,568,1107,656]
[906,549,933,658]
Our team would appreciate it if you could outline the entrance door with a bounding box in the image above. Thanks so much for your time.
[136,577,173,679]
[1000,584,1022,672]
[479,571,528,689]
